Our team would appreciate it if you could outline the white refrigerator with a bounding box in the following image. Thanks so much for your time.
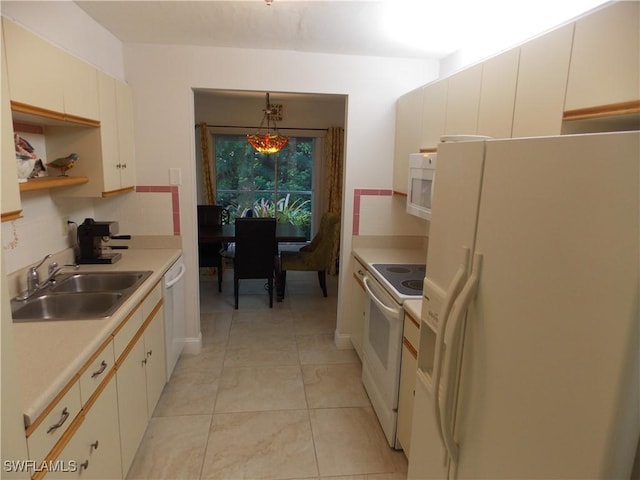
[408,132,639,479]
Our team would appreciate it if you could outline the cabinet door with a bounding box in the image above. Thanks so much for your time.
[421,80,448,149]
[444,64,483,135]
[2,19,64,112]
[1,27,21,220]
[350,259,367,360]
[115,80,136,190]
[49,377,122,480]
[62,53,99,121]
[143,309,166,418]
[565,1,640,111]
[397,342,417,456]
[393,87,425,194]
[407,374,448,480]
[97,71,122,193]
[477,48,519,138]
[116,336,148,477]
[512,23,574,137]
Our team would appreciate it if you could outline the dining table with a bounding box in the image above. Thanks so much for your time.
[198,222,308,302]
[197,223,308,244]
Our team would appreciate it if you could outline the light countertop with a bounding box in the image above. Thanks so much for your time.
[352,246,427,267]
[403,298,422,321]
[12,248,181,426]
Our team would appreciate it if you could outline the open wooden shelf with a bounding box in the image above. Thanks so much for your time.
[19,175,89,193]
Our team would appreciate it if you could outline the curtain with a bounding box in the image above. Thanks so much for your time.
[199,122,216,204]
[324,126,344,275]
[199,123,219,277]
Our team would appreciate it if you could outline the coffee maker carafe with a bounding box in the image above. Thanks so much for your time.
[77,218,122,264]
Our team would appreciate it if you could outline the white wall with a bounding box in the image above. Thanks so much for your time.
[123,42,436,342]
[0,0,124,80]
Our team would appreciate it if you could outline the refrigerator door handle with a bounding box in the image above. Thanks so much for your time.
[432,247,470,460]
[440,252,483,469]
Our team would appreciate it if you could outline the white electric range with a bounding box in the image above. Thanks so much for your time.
[360,261,425,448]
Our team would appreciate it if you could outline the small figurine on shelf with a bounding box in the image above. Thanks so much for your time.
[47,153,78,177]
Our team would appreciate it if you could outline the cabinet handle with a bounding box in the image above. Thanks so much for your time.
[142,358,147,366]
[90,440,99,452]
[46,407,69,434]
[80,460,89,471]
[122,163,127,169]
[146,349,153,358]
[91,360,108,378]
[116,163,121,169]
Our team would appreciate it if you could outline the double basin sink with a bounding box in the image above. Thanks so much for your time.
[11,271,152,322]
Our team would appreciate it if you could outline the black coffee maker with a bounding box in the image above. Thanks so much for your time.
[77,218,123,264]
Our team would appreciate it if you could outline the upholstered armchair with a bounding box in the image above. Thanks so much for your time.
[279,212,340,299]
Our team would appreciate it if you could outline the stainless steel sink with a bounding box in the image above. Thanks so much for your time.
[11,271,152,322]
[11,292,124,321]
[50,271,151,293]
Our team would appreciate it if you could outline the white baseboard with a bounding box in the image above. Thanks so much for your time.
[182,334,203,355]
[334,330,353,350]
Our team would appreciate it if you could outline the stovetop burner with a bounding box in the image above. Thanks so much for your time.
[402,279,424,291]
[371,263,426,298]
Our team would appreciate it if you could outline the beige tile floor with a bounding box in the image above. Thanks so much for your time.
[126,266,408,480]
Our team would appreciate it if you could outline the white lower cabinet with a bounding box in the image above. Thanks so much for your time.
[116,334,149,477]
[49,377,122,479]
[350,257,367,360]
[29,281,166,479]
[27,384,82,468]
[144,308,166,418]
[116,286,165,477]
[397,309,420,456]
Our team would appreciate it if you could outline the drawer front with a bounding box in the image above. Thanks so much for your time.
[141,282,162,320]
[113,308,143,361]
[28,382,82,464]
[352,257,367,283]
[79,340,115,405]
[403,311,420,351]
[48,377,122,480]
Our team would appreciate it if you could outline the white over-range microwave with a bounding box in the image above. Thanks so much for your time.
[406,152,436,220]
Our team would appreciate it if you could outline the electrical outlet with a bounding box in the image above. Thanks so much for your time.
[62,216,69,236]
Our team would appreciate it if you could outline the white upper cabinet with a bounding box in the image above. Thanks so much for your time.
[444,64,483,136]
[3,18,64,113]
[3,18,99,121]
[511,23,574,137]
[62,53,100,121]
[115,79,137,191]
[565,1,640,113]
[394,86,425,194]
[421,80,448,149]
[98,72,137,195]
[1,25,21,220]
[477,48,520,139]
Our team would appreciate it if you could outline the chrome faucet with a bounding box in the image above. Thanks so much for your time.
[18,255,79,301]
[24,254,52,298]
[41,262,80,286]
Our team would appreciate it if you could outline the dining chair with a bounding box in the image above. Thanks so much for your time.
[279,212,340,299]
[197,205,229,292]
[233,217,277,309]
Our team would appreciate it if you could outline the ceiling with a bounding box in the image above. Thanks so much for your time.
[74,0,609,61]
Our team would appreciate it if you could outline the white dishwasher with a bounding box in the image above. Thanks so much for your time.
[163,256,186,379]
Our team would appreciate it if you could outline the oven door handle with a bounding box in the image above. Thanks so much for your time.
[362,275,402,320]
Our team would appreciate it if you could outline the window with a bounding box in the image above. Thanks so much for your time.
[214,134,317,240]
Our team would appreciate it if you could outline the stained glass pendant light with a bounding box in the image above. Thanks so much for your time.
[247,92,289,154]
